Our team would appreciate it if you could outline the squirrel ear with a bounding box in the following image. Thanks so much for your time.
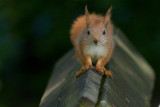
[85,5,90,27]
[104,6,112,27]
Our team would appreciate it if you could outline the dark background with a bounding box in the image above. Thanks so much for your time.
[0,0,159,106]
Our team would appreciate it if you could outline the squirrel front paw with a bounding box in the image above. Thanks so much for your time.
[105,69,113,78]
[76,65,92,78]
[96,67,105,74]
[96,67,113,78]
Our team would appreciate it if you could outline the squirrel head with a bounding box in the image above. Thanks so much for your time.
[85,6,112,45]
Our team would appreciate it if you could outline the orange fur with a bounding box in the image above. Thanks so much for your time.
[70,14,103,46]
[70,6,114,78]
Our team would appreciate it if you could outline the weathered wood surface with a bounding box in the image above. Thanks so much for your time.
[39,28,155,107]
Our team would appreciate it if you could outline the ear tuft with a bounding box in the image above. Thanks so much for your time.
[85,5,90,27]
[104,6,112,27]
[106,6,112,17]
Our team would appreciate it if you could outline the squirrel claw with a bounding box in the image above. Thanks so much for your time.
[75,65,91,78]
[96,67,113,78]
[75,71,83,78]
[105,70,113,79]
[96,67,105,74]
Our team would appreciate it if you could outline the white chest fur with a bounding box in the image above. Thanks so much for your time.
[84,44,107,62]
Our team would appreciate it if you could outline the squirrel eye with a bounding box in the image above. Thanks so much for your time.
[103,30,106,35]
[87,30,90,35]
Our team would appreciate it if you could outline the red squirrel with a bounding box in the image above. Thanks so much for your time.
[70,6,114,78]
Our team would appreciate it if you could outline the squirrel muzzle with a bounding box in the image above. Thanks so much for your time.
[93,35,98,44]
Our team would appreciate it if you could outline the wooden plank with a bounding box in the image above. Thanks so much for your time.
[40,50,102,107]
[39,28,154,107]
[96,29,154,107]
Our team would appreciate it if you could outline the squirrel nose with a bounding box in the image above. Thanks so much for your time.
[94,40,98,44]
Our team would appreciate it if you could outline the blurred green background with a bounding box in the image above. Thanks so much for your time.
[0,0,159,107]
